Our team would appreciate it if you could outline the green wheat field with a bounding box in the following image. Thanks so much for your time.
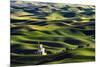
[11,1,95,66]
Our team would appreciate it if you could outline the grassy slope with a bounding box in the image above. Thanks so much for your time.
[11,1,95,66]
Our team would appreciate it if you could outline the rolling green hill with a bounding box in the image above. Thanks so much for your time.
[11,1,95,66]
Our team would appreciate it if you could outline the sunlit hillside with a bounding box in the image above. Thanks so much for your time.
[11,1,95,66]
